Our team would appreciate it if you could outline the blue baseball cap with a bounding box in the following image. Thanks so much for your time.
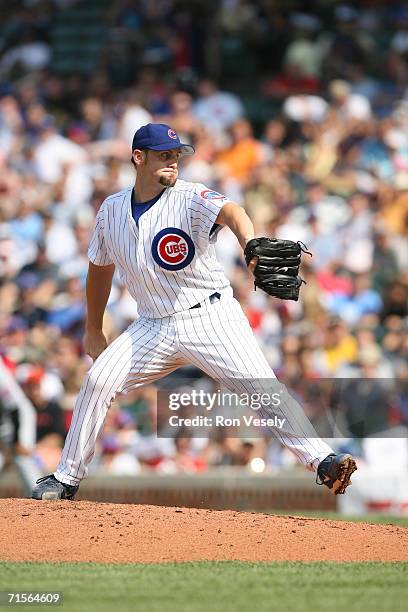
[131,123,195,156]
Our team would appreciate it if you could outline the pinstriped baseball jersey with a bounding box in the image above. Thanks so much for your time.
[88,180,232,318]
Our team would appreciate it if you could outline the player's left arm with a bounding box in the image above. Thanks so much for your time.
[215,202,255,250]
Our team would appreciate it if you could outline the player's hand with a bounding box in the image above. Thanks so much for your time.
[83,329,108,361]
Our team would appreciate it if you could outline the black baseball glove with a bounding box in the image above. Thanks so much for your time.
[244,237,311,301]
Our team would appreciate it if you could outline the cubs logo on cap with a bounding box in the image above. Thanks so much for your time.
[151,228,195,271]
[131,123,195,155]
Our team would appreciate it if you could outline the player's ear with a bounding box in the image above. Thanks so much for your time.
[132,149,146,167]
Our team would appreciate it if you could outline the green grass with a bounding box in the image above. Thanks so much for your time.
[263,510,408,526]
[0,561,407,612]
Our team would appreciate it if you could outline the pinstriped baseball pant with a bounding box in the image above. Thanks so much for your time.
[55,290,333,485]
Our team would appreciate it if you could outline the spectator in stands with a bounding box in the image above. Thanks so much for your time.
[215,118,264,185]
[193,78,244,133]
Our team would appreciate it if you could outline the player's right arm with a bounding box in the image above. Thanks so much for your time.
[84,261,115,361]
[85,201,115,361]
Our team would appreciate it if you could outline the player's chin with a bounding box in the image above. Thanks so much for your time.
[158,172,178,187]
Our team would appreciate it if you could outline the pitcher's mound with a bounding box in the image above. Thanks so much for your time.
[0,499,407,563]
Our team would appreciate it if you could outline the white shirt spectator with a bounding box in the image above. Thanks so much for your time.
[63,164,94,209]
[179,158,215,184]
[341,93,372,120]
[276,218,311,245]
[0,42,50,74]
[102,452,141,476]
[34,131,87,183]
[310,195,351,234]
[340,208,374,273]
[0,225,37,276]
[284,38,323,77]
[283,95,328,123]
[193,91,244,132]
[330,80,372,121]
[119,104,153,148]
[45,219,78,264]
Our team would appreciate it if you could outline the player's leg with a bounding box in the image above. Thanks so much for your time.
[33,317,187,498]
[175,294,334,471]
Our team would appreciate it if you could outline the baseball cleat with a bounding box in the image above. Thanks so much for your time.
[316,453,357,495]
[31,474,79,500]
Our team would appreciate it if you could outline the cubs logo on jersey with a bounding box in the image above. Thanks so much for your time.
[151,227,195,271]
[200,189,229,202]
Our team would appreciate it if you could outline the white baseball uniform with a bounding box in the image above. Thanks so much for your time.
[55,180,333,485]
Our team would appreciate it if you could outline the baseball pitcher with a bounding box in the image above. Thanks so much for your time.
[32,123,357,500]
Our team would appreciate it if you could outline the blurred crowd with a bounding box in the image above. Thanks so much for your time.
[1,0,408,479]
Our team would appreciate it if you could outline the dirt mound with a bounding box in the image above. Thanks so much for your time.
[0,499,407,563]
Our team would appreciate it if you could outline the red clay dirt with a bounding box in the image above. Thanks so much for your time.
[0,499,407,563]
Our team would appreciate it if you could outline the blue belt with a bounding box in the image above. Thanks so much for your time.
[190,292,221,309]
